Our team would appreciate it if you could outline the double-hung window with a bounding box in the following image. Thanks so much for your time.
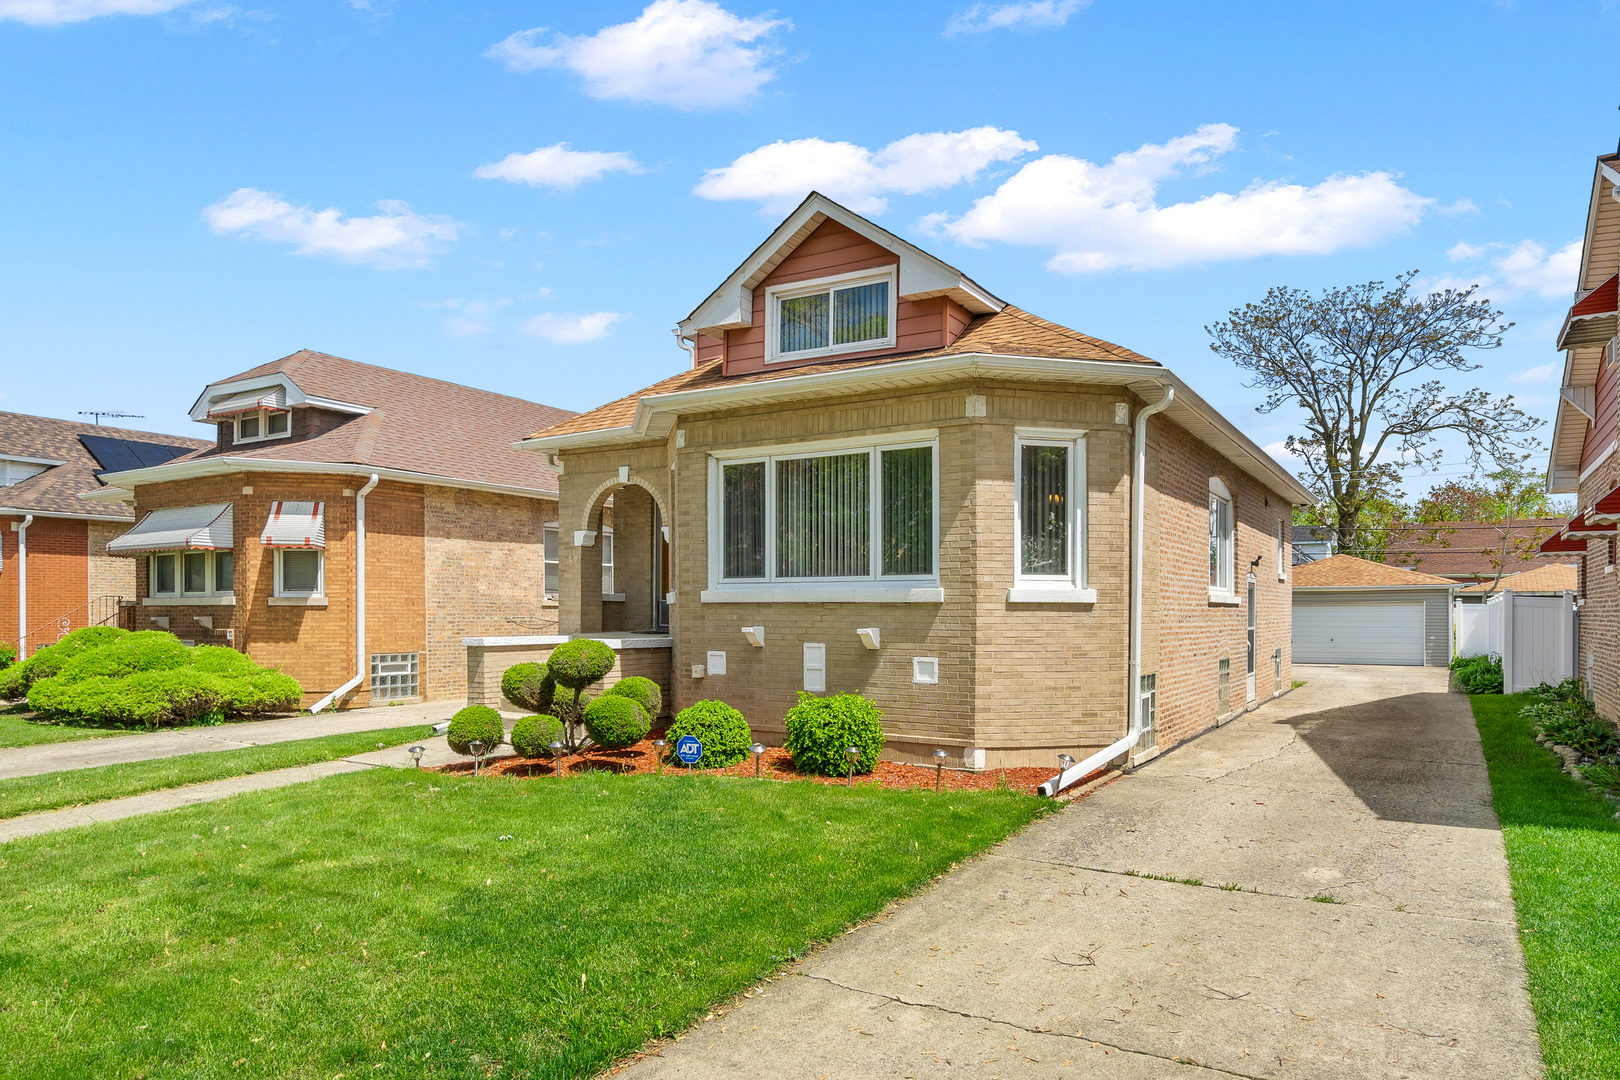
[149,550,234,600]
[542,525,559,597]
[235,409,289,443]
[708,433,937,599]
[274,549,323,598]
[766,269,896,363]
[1010,430,1091,602]
[1208,478,1235,600]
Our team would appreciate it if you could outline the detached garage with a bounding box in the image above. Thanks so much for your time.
[1291,555,1455,666]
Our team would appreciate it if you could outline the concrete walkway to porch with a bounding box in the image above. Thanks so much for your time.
[0,698,468,780]
[617,664,1542,1080]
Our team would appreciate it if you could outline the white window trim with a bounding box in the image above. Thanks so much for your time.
[149,550,234,600]
[542,522,560,598]
[1010,428,1092,604]
[233,408,291,445]
[764,266,898,364]
[703,430,941,604]
[1208,477,1236,603]
[273,548,325,598]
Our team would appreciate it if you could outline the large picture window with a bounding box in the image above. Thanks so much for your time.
[1012,430,1087,596]
[713,436,936,585]
[766,269,896,363]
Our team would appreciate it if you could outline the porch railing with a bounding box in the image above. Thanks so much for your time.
[6,594,125,653]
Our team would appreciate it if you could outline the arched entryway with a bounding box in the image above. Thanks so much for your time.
[563,478,670,636]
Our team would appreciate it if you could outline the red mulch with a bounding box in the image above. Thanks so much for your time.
[433,733,1055,796]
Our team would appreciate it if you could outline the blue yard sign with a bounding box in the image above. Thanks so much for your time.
[674,735,703,765]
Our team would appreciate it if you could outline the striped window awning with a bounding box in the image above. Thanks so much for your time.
[1563,511,1618,538]
[260,501,325,549]
[106,503,234,555]
[1591,482,1620,524]
[206,387,288,418]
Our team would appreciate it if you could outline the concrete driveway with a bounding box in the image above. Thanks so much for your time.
[617,665,1541,1079]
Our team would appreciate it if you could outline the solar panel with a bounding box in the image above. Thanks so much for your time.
[80,435,197,477]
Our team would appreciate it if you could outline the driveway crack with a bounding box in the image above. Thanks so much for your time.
[795,972,1272,1078]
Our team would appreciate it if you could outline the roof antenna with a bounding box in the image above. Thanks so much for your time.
[78,410,144,426]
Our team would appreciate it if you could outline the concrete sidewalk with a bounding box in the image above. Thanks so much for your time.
[618,666,1542,1079]
[0,698,468,780]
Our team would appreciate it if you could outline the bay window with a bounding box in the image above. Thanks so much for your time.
[709,434,937,596]
[1010,429,1090,602]
[766,269,896,363]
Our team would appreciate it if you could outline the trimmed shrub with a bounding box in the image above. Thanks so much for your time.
[0,626,131,699]
[584,694,650,749]
[189,645,262,679]
[1450,653,1503,695]
[664,700,751,769]
[783,692,885,776]
[0,643,15,671]
[547,639,616,692]
[517,668,557,715]
[501,662,545,709]
[605,676,663,722]
[510,714,566,758]
[54,630,189,684]
[447,705,504,757]
[218,671,304,716]
[30,669,229,728]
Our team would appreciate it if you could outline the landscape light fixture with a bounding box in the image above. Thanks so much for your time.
[549,739,565,777]
[846,746,861,786]
[1058,753,1075,773]
[470,739,484,777]
[653,738,668,775]
[751,743,766,777]
[408,746,426,768]
[932,748,948,792]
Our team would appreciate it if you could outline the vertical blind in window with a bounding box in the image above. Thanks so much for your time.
[778,293,830,354]
[1020,444,1069,576]
[723,461,766,579]
[281,550,321,593]
[881,446,932,576]
[834,281,888,345]
[777,279,890,356]
[776,453,870,577]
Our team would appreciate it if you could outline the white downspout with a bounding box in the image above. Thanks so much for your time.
[310,473,379,714]
[1040,386,1174,797]
[14,514,33,656]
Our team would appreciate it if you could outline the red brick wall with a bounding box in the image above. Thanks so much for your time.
[1577,453,1619,720]
[0,515,93,656]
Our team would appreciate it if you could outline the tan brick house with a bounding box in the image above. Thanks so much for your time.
[88,351,574,709]
[518,193,1313,786]
[2,412,209,657]
[1541,147,1620,719]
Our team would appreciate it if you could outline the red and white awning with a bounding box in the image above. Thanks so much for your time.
[1538,531,1588,555]
[1556,272,1618,350]
[1590,483,1620,525]
[206,387,288,418]
[106,503,234,555]
[260,501,325,549]
[1563,511,1618,538]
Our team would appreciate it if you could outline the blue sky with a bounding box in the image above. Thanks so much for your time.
[1,0,1614,499]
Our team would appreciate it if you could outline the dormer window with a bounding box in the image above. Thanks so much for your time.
[236,409,290,443]
[766,268,896,363]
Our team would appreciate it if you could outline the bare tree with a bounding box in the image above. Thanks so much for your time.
[1208,273,1541,554]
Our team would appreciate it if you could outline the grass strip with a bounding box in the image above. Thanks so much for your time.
[0,769,1049,1079]
[1471,693,1620,1080]
[0,724,433,821]
[0,708,137,748]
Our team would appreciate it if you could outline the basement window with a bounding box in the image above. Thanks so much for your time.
[766,269,895,363]
[370,653,419,701]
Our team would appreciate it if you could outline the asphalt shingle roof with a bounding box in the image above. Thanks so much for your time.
[0,412,210,519]
[1292,554,1454,588]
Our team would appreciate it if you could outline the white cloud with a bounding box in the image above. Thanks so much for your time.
[0,0,192,23]
[1447,241,1487,261]
[474,143,643,190]
[945,0,1086,35]
[1432,238,1581,300]
[1509,361,1561,384]
[424,297,510,337]
[931,124,1432,272]
[522,311,625,344]
[203,188,460,270]
[485,0,788,110]
[694,126,1038,215]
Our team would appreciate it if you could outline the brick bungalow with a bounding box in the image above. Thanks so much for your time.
[1,412,209,657]
[88,351,576,709]
[516,193,1313,786]
[1541,146,1620,719]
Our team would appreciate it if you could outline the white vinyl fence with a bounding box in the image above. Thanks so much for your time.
[1452,589,1578,692]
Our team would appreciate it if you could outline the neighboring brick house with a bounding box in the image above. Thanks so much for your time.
[1,412,209,657]
[517,193,1313,783]
[87,352,575,708]
[1541,148,1620,719]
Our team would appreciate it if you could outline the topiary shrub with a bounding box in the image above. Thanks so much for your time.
[664,699,752,769]
[783,692,885,776]
[517,668,557,714]
[501,662,544,709]
[584,694,649,749]
[546,639,617,749]
[605,676,663,721]
[53,630,189,684]
[447,705,504,757]
[510,714,566,758]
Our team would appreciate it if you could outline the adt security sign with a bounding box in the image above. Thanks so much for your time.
[674,735,703,766]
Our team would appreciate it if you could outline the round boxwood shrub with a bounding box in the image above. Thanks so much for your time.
[517,668,557,714]
[501,662,544,709]
[447,705,504,757]
[547,639,616,693]
[783,692,885,776]
[664,700,751,769]
[510,714,566,758]
[604,676,662,722]
[584,694,649,749]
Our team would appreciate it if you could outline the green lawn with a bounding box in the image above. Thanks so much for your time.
[0,705,137,748]
[1471,693,1620,1080]
[0,724,433,821]
[0,769,1048,1079]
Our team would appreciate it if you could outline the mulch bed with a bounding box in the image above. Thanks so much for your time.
[433,734,1057,796]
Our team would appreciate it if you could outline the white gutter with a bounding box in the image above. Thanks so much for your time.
[309,473,379,714]
[0,506,135,522]
[13,514,32,654]
[1040,386,1174,797]
[88,459,557,503]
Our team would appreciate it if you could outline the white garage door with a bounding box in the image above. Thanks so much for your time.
[1293,602,1425,666]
